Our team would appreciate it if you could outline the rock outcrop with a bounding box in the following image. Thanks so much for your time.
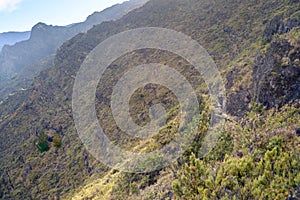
[264,14,300,42]
[253,38,300,108]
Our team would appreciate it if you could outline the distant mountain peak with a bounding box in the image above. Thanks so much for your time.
[0,0,149,100]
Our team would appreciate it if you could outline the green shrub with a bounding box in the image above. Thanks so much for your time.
[37,133,49,152]
[173,105,300,200]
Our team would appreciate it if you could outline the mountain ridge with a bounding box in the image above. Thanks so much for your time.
[0,31,31,51]
[0,0,148,100]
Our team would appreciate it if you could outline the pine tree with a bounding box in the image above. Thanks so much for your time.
[37,133,49,152]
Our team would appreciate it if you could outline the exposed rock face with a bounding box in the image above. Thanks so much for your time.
[296,128,300,137]
[226,67,252,117]
[227,13,300,116]
[227,90,252,117]
[264,15,300,42]
[253,39,300,108]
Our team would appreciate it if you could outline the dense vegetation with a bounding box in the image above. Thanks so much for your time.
[173,105,300,200]
[0,0,299,199]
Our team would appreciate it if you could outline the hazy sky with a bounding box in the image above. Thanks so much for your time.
[0,0,127,33]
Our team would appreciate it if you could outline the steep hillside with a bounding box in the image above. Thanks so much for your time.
[0,31,30,51]
[0,0,299,199]
[0,0,148,100]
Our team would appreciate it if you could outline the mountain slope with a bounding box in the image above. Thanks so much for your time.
[0,0,148,100]
[0,0,299,199]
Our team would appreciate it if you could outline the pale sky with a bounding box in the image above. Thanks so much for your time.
[0,0,127,33]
